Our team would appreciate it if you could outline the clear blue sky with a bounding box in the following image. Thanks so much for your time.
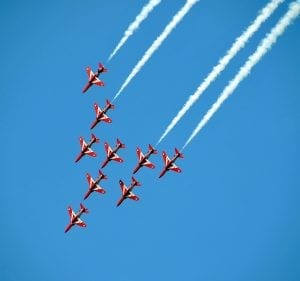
[1,1,300,280]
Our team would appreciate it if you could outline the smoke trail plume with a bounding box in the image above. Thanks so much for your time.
[108,0,162,61]
[113,0,199,101]
[182,1,300,150]
[157,0,284,144]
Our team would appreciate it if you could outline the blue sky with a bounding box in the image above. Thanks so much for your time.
[1,1,300,280]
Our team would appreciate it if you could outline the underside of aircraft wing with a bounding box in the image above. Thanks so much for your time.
[74,217,86,227]
[67,207,76,220]
[85,147,96,157]
[119,180,128,196]
[94,103,103,116]
[79,137,88,151]
[110,152,123,162]
[162,151,171,167]
[169,163,181,173]
[92,77,104,86]
[142,158,155,168]
[127,191,139,201]
[104,142,113,156]
[136,147,145,161]
[86,173,95,188]
[93,184,106,194]
[99,113,111,123]
[86,67,93,80]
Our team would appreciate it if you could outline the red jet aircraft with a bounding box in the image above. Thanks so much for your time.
[101,138,125,168]
[75,133,100,163]
[159,148,184,178]
[117,176,141,207]
[82,63,107,93]
[90,100,115,129]
[84,170,107,200]
[133,144,157,174]
[64,203,89,233]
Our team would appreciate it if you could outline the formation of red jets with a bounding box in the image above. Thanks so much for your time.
[65,63,184,233]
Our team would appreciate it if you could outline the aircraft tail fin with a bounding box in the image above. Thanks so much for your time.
[91,133,100,143]
[98,169,108,180]
[131,176,141,187]
[80,203,89,213]
[175,148,184,158]
[117,138,125,148]
[99,63,108,72]
[149,144,158,154]
[106,99,115,109]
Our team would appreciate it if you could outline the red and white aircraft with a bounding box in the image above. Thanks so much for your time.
[90,100,115,129]
[117,176,141,207]
[159,148,184,178]
[75,133,100,163]
[64,203,89,233]
[133,144,158,174]
[84,170,107,200]
[82,63,107,93]
[101,138,125,168]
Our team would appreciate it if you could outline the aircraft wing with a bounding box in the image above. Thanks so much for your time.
[168,163,181,173]
[136,147,145,161]
[67,207,76,220]
[74,217,86,227]
[86,67,94,81]
[93,185,106,194]
[94,103,103,116]
[127,191,139,201]
[92,76,104,86]
[110,152,123,163]
[119,180,128,195]
[142,158,155,169]
[99,113,111,123]
[104,142,113,156]
[162,151,171,167]
[85,147,96,157]
[79,137,88,152]
[86,173,95,188]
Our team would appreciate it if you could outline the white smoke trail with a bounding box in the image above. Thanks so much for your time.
[157,0,284,145]
[182,1,300,150]
[113,0,199,101]
[108,0,162,61]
